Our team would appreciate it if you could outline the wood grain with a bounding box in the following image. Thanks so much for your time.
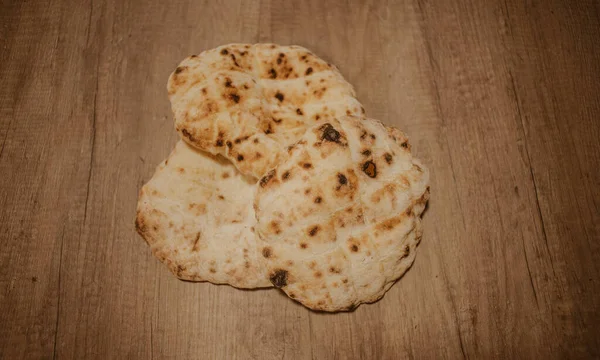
[1,0,598,359]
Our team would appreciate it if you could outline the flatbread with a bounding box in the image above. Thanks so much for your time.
[254,116,430,311]
[167,43,364,179]
[135,141,271,288]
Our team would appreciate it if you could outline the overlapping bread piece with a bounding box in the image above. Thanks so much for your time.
[135,141,271,288]
[168,43,364,179]
[254,116,430,311]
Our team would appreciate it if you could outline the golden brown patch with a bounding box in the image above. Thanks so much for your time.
[176,265,186,277]
[376,215,403,231]
[191,232,201,251]
[314,271,323,278]
[188,203,207,215]
[300,242,308,249]
[234,135,250,144]
[329,266,341,274]
[314,196,322,204]
[209,268,216,273]
[308,225,320,237]
[222,172,230,179]
[135,214,146,234]
[262,247,272,258]
[270,220,282,235]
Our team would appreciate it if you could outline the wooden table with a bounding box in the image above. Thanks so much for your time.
[1,0,599,359]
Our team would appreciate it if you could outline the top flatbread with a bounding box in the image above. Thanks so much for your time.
[135,141,271,289]
[254,116,430,311]
[168,43,364,179]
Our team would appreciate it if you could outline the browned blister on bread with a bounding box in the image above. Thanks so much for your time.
[168,44,364,179]
[254,116,430,311]
[136,141,271,289]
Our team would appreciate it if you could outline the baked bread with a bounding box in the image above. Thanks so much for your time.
[254,116,430,310]
[135,141,271,288]
[167,43,364,179]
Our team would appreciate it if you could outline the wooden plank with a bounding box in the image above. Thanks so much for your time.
[503,0,600,357]
[416,0,565,357]
[0,0,98,358]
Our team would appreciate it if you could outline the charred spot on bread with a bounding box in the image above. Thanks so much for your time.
[384,153,393,164]
[260,169,276,188]
[270,269,288,288]
[320,123,341,143]
[362,161,377,178]
[228,93,240,103]
[181,128,195,142]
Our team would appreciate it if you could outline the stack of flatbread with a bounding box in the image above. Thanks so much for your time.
[136,44,430,312]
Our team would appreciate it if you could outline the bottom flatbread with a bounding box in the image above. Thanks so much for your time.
[135,140,271,288]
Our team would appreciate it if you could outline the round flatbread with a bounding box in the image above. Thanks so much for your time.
[167,43,364,179]
[254,116,430,311]
[135,141,271,288]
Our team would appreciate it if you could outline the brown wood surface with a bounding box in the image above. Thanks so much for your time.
[1,0,599,359]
